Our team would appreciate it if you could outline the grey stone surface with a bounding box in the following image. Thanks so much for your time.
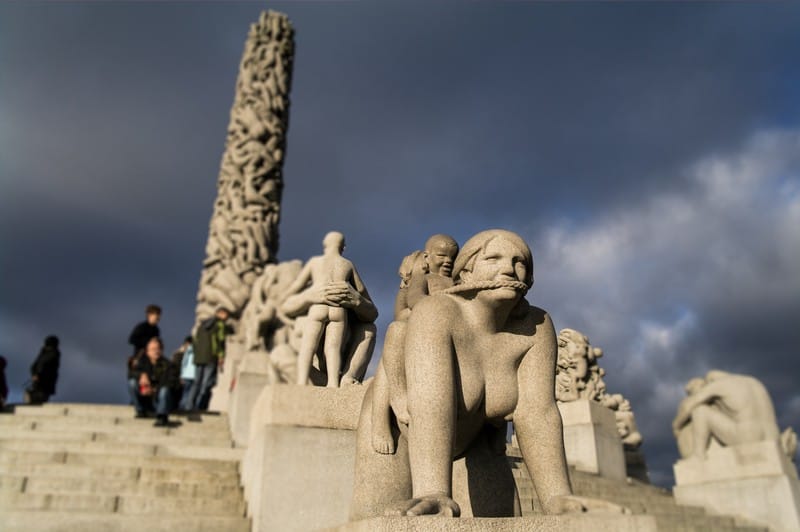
[240,384,365,531]
[558,400,626,481]
[330,515,657,531]
[195,10,294,327]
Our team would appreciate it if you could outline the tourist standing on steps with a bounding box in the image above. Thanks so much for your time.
[186,307,232,411]
[174,336,197,411]
[27,335,61,404]
[129,337,178,426]
[128,304,162,357]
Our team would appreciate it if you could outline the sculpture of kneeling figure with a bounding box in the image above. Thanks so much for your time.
[351,229,622,520]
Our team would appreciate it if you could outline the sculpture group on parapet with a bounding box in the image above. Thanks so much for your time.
[237,231,378,389]
[351,230,624,519]
[673,369,797,461]
[196,11,294,325]
[555,328,642,451]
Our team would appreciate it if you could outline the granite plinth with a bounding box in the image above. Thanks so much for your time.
[241,384,367,532]
[673,440,800,531]
[208,340,245,413]
[558,400,625,481]
[331,515,657,531]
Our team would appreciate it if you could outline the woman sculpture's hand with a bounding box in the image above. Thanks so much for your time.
[385,493,461,517]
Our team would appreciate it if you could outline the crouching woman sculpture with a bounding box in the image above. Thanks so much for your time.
[351,229,618,520]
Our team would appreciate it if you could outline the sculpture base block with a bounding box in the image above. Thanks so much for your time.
[241,384,367,532]
[558,400,626,481]
[228,369,269,446]
[208,340,245,413]
[673,440,800,531]
[331,515,657,531]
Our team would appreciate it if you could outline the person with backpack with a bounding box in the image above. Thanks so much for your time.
[185,307,232,411]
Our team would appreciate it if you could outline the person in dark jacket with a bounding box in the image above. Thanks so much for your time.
[0,355,8,409]
[128,304,162,356]
[185,307,232,411]
[128,336,178,426]
[29,335,61,404]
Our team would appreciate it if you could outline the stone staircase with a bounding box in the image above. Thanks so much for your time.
[0,403,249,532]
[508,454,769,532]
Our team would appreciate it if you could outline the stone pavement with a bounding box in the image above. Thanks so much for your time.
[508,450,769,532]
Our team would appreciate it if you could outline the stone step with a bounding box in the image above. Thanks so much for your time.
[29,417,230,439]
[10,403,228,422]
[1,511,250,532]
[0,427,233,449]
[0,412,230,431]
[0,437,243,462]
[0,491,246,516]
[14,475,243,499]
[0,450,239,476]
[1,461,240,486]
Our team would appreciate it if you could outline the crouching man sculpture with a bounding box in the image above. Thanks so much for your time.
[672,370,800,532]
[673,369,796,460]
[351,229,622,520]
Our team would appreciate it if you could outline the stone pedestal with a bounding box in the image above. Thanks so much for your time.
[228,351,271,446]
[558,400,626,481]
[241,384,367,532]
[208,339,245,413]
[674,440,800,531]
[331,515,657,531]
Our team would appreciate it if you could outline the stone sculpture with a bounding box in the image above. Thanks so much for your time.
[555,328,643,451]
[196,11,294,326]
[351,230,623,520]
[673,370,796,460]
[372,235,459,454]
[672,370,800,531]
[277,239,378,387]
[555,328,606,403]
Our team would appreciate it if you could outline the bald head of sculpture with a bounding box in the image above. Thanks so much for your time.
[322,231,345,253]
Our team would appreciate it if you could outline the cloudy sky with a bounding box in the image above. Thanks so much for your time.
[1,2,799,486]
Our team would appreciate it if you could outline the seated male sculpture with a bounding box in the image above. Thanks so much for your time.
[282,231,367,388]
[351,230,621,519]
[673,370,785,460]
[372,234,459,454]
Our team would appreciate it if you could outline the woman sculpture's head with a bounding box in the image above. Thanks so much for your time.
[451,229,534,292]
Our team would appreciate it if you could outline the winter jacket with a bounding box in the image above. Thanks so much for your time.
[31,346,60,396]
[132,355,179,390]
[128,321,160,355]
[193,317,233,366]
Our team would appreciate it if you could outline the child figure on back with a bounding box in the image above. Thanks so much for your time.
[284,231,365,388]
[372,234,459,453]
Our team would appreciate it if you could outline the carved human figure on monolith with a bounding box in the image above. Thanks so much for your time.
[196,11,294,327]
[372,235,459,454]
[282,232,369,388]
[673,370,796,460]
[351,229,623,520]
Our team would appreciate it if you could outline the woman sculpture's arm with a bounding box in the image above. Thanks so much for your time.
[398,296,460,516]
[513,311,573,513]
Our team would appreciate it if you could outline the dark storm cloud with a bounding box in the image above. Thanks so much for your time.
[1,1,799,485]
